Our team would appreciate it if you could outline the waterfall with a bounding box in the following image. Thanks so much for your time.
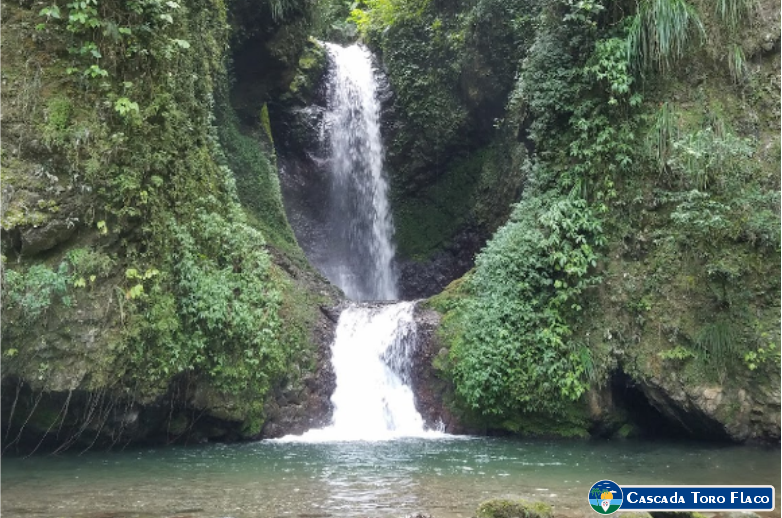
[279,302,446,442]
[276,44,442,442]
[317,42,398,302]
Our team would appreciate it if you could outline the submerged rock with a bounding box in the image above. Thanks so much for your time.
[475,499,553,518]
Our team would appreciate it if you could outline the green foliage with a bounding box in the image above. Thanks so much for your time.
[127,209,285,397]
[694,320,739,373]
[311,0,356,41]
[648,104,757,188]
[669,127,753,190]
[37,0,193,89]
[743,339,780,372]
[114,97,140,121]
[3,263,72,321]
[2,248,114,324]
[44,97,73,144]
[260,103,273,145]
[658,345,697,361]
[726,44,745,83]
[350,0,431,39]
[67,248,116,278]
[645,105,778,252]
[647,101,677,172]
[449,192,603,417]
[627,0,705,72]
[714,0,754,29]
[585,37,640,105]
[215,101,299,254]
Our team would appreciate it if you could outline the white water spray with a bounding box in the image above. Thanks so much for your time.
[276,44,444,442]
[318,42,398,301]
[277,302,446,442]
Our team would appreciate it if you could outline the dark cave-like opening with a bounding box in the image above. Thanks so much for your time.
[609,372,731,441]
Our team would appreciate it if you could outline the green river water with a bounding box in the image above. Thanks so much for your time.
[2,438,779,518]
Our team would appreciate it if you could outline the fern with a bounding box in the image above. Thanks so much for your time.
[627,0,705,72]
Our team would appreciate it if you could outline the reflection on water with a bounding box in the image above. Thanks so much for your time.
[2,438,779,518]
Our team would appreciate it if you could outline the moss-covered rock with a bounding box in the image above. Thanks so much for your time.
[0,0,340,452]
[476,499,553,518]
[284,38,328,105]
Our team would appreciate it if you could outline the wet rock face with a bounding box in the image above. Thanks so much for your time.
[408,304,475,434]
[273,48,333,276]
[397,225,484,300]
[19,218,78,256]
[632,371,781,443]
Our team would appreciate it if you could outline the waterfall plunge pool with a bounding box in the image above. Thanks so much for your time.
[3,437,779,518]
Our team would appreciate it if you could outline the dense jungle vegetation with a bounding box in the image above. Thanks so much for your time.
[1,0,333,446]
[330,0,780,437]
[1,0,779,446]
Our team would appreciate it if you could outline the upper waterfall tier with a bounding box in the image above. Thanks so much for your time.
[312,42,399,302]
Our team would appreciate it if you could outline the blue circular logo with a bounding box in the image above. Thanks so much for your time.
[589,480,623,514]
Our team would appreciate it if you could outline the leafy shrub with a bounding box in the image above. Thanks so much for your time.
[449,190,603,417]
[3,263,71,321]
[127,208,285,397]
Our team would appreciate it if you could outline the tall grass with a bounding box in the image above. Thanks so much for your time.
[647,101,678,174]
[695,320,740,375]
[715,0,755,29]
[727,44,746,83]
[268,0,302,21]
[627,0,705,72]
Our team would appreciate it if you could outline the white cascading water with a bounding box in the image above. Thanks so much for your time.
[318,42,398,302]
[280,302,446,442]
[277,44,444,442]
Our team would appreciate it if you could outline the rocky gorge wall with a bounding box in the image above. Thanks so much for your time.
[1,0,779,452]
[0,0,342,452]
[343,0,782,443]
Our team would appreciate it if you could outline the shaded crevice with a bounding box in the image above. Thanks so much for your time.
[610,372,692,439]
[0,376,249,456]
[610,372,733,442]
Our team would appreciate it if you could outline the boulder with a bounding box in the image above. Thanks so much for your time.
[20,218,77,256]
[475,499,553,518]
